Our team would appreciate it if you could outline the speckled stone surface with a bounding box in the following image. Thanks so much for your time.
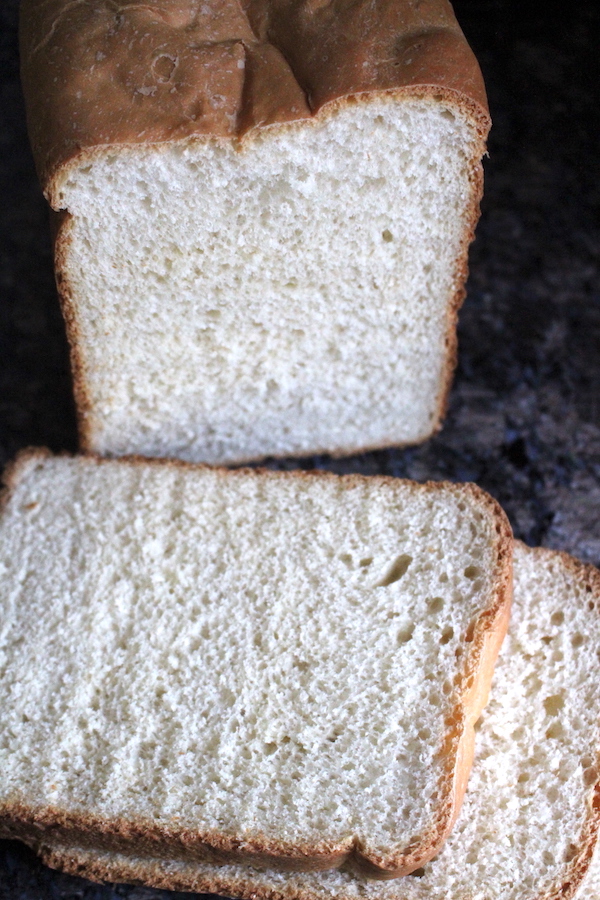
[1,0,599,896]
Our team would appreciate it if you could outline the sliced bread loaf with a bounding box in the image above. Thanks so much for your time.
[20,0,490,464]
[0,450,511,878]
[38,543,600,899]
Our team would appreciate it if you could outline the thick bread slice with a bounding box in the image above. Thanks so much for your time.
[20,0,490,465]
[0,450,511,878]
[27,543,600,899]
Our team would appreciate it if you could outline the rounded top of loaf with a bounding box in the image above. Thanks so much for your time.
[20,0,490,208]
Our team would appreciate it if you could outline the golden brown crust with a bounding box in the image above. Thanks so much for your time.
[38,841,314,898]
[0,450,512,878]
[20,0,489,207]
[434,117,486,431]
[52,211,94,452]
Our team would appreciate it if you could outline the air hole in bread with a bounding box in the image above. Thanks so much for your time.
[464,566,481,580]
[381,229,393,242]
[440,626,454,645]
[440,108,456,121]
[378,554,412,586]
[551,611,565,625]
[397,625,414,645]
[359,557,373,568]
[327,727,343,743]
[572,633,585,648]
[428,596,444,613]
[546,722,564,739]
[543,694,565,717]
[564,842,578,863]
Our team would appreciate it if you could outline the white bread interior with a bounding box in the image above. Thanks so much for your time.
[0,452,510,877]
[56,96,485,463]
[30,543,600,899]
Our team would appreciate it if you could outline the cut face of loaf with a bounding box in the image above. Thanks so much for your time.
[20,0,490,464]
[55,98,485,464]
[31,544,600,900]
[0,452,512,878]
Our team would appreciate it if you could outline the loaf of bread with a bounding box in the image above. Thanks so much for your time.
[20,0,490,464]
[0,450,511,879]
[29,543,600,899]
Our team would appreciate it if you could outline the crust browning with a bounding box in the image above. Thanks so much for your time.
[0,450,512,879]
[20,0,489,207]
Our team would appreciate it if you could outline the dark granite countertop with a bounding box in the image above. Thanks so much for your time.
[1,0,599,896]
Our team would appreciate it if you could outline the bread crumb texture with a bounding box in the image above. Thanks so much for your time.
[29,545,600,899]
[61,100,483,462]
[0,454,506,874]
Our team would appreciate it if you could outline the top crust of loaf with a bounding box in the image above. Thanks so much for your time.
[19,0,490,208]
[0,449,512,879]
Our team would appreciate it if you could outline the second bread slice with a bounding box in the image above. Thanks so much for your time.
[0,452,512,878]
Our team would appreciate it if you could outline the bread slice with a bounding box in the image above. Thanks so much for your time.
[26,543,600,899]
[0,450,511,879]
[20,0,490,464]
